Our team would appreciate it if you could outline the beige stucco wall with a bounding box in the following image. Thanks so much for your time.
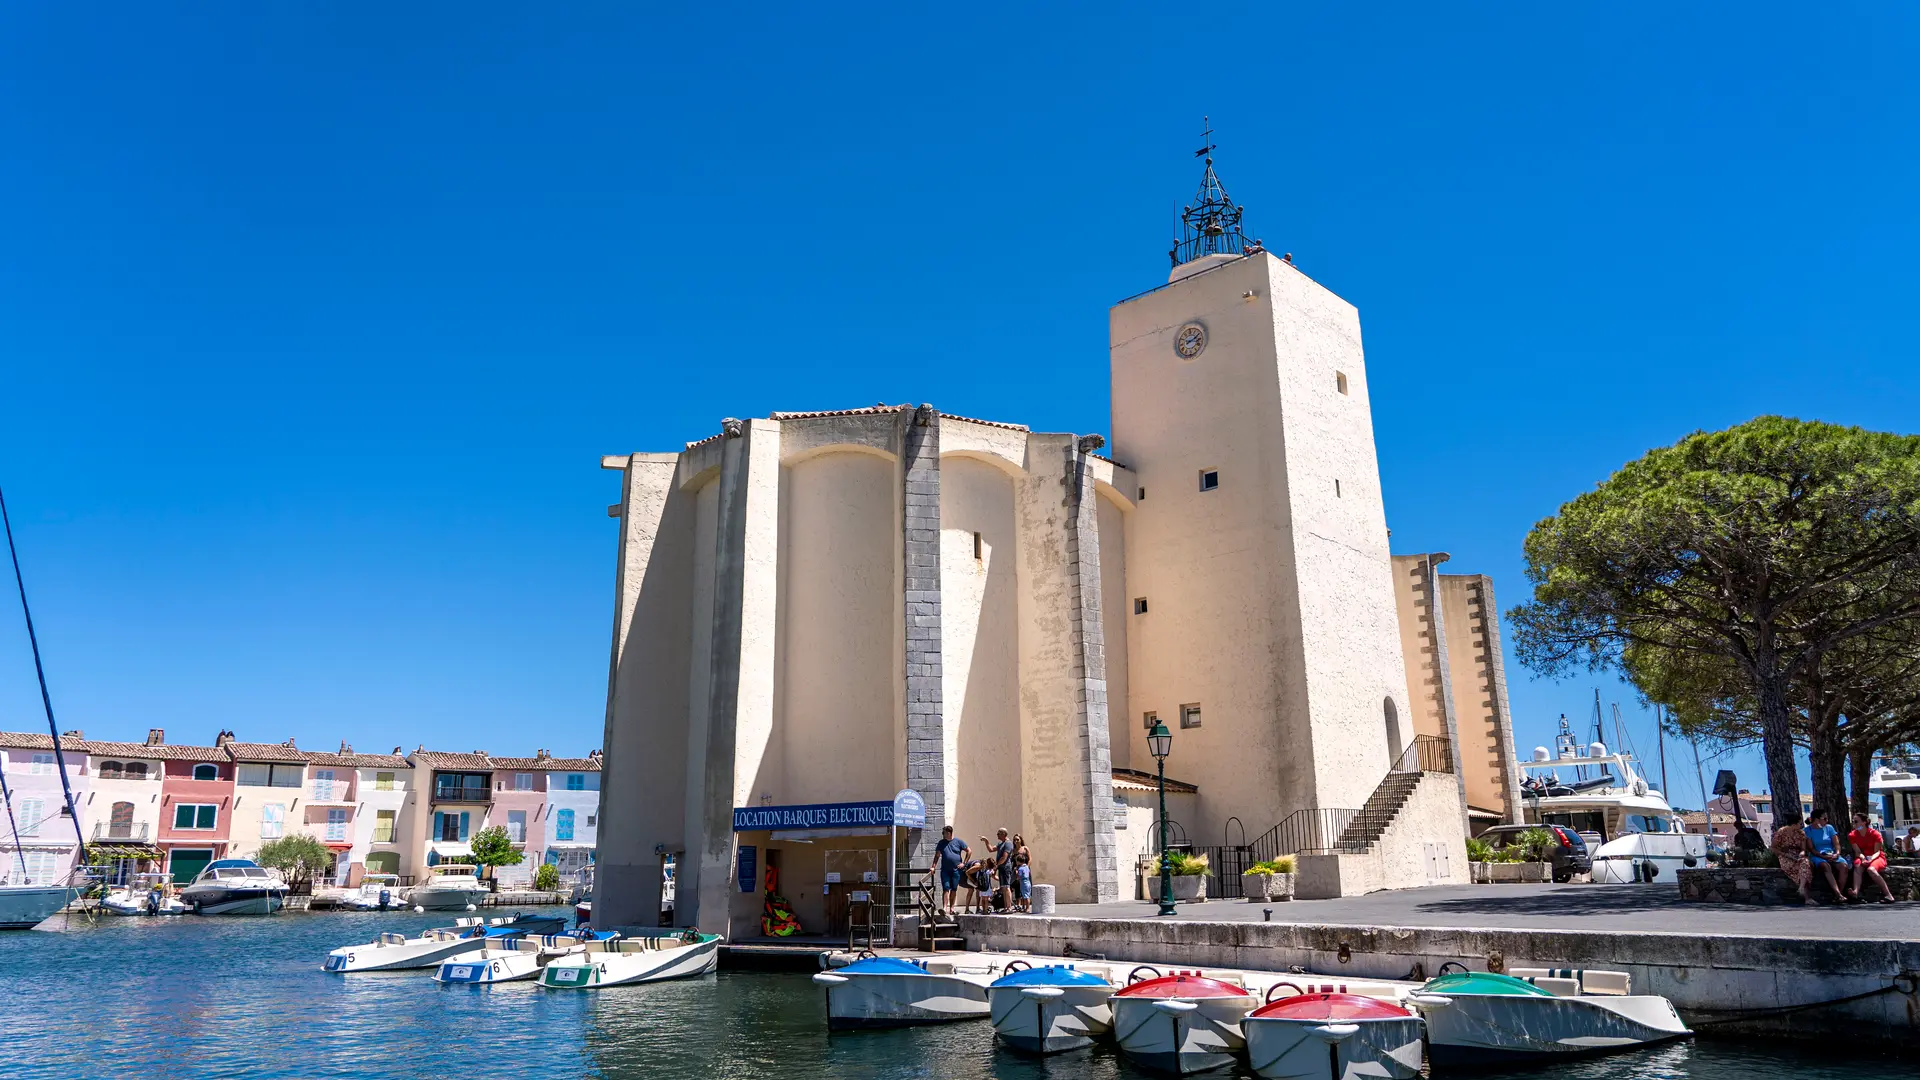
[775,450,897,806]
[1437,574,1521,820]
[940,455,1021,835]
[1391,554,1452,743]
[1294,771,1469,898]
[1097,492,1133,773]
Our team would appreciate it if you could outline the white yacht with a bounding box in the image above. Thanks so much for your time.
[409,863,488,911]
[179,859,287,915]
[1518,729,1705,884]
[1868,756,1920,837]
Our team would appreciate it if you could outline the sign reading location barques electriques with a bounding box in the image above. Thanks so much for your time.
[731,789,927,832]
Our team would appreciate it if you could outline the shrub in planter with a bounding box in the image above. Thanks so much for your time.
[533,863,561,892]
[1243,857,1296,902]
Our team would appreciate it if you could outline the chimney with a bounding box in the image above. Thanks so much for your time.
[536,749,551,762]
[146,728,165,745]
[588,749,602,763]
[65,729,83,740]
[393,746,403,756]
[340,741,352,754]
[282,738,296,748]
[215,732,234,748]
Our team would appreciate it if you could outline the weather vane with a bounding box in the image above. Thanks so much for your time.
[1170,115,1260,267]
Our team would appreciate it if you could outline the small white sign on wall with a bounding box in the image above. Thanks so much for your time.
[824,872,841,884]
[861,871,877,883]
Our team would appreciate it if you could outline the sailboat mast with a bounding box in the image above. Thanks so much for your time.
[1656,705,1671,798]
[0,485,87,869]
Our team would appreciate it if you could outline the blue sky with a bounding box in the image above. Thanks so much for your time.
[2,7,1914,804]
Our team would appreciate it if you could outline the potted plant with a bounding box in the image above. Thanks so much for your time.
[1242,856,1297,902]
[1465,837,1495,884]
[1145,851,1212,902]
[1488,829,1555,883]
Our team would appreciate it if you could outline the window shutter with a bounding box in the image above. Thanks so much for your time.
[18,799,43,835]
[459,812,469,841]
[433,811,443,840]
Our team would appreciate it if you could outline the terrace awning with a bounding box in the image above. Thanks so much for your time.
[91,844,164,861]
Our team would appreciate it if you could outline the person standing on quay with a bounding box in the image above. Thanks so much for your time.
[928,825,970,916]
[982,828,1015,913]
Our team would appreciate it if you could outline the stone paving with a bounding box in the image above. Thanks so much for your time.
[1050,881,1920,940]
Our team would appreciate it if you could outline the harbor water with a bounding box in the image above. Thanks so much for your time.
[3,908,1915,1080]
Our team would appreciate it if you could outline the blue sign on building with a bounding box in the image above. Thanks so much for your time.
[737,845,756,893]
[731,793,927,832]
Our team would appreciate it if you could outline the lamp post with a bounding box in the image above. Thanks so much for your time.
[1149,721,1175,917]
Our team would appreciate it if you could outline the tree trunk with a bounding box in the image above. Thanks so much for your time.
[1850,745,1875,820]
[1755,667,1804,827]
[1807,724,1848,840]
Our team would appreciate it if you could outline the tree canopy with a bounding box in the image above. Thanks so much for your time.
[255,835,333,884]
[1510,416,1920,815]
[468,825,524,871]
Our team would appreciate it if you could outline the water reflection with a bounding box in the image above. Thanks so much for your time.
[2,913,1916,1080]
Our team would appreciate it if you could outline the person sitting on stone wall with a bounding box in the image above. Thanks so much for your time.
[1771,812,1816,906]
[1803,808,1851,899]
[1847,813,1896,904]
[1897,826,1920,856]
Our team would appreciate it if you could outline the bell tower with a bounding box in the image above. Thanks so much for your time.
[1111,123,1416,847]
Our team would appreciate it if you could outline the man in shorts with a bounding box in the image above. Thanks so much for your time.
[928,826,970,916]
[983,828,1015,913]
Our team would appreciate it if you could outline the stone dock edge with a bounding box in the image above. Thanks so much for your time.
[959,913,1920,1044]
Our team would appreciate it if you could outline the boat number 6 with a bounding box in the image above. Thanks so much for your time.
[491,962,500,975]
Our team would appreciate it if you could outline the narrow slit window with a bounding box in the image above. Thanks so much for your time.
[1336,372,1349,395]
[972,532,983,560]
[1138,487,1146,501]
[1134,597,1149,615]
[1335,479,1342,498]
[1199,469,1219,492]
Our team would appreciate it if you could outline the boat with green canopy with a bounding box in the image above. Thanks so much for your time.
[1406,968,1691,1070]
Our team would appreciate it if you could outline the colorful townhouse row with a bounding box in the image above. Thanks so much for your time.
[0,728,600,888]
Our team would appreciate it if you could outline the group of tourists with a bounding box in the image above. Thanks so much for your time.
[1770,808,1904,906]
[929,825,1032,916]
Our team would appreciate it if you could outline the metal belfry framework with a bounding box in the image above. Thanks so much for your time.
[1170,116,1261,268]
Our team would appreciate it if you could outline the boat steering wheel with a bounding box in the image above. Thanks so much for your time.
[1127,965,1163,985]
[1002,960,1031,973]
[1264,981,1305,1002]
[1437,961,1469,977]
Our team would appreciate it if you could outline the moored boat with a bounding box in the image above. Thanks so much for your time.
[407,863,488,911]
[100,873,186,916]
[339,873,406,911]
[988,962,1116,1054]
[0,883,73,929]
[434,930,617,985]
[538,930,720,988]
[180,859,286,915]
[1244,992,1424,1080]
[1110,969,1258,1075]
[811,955,997,1028]
[1407,968,1691,1070]
[323,912,568,972]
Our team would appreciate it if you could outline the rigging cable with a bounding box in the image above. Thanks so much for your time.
[0,485,87,870]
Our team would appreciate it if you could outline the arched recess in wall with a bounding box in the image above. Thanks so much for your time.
[1384,697,1403,765]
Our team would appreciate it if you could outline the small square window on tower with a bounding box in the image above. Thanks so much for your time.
[1180,703,1202,729]
[1336,372,1349,395]
[1199,469,1219,492]
[1143,710,1158,731]
[1134,597,1149,615]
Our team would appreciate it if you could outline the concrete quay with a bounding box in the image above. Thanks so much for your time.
[959,884,1920,1044]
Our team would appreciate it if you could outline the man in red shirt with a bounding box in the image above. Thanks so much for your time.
[1847,813,1896,904]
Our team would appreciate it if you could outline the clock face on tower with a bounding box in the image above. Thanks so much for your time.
[1174,323,1207,359]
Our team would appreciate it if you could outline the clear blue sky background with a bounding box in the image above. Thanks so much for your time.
[2,7,1914,808]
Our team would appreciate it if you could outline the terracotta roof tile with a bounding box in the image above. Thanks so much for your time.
[490,755,602,771]
[307,751,411,769]
[224,741,310,763]
[0,731,87,751]
[82,741,225,761]
[1111,767,1197,794]
[411,749,494,771]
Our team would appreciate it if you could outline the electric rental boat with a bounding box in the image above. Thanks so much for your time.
[323,912,568,972]
[1243,992,1425,1080]
[810,955,1000,1028]
[538,930,720,989]
[407,863,489,911]
[1406,968,1691,1069]
[100,873,186,916]
[339,873,407,911]
[1110,969,1259,1075]
[179,859,286,915]
[433,930,619,984]
[988,962,1117,1054]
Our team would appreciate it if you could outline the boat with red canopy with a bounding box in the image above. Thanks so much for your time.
[1110,968,1258,1074]
[1243,992,1424,1079]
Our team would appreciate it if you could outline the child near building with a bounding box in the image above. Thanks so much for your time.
[1014,852,1033,913]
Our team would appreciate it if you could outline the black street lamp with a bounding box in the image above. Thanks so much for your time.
[1149,721,1175,917]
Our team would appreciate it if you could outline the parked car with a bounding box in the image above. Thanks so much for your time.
[1477,824,1591,883]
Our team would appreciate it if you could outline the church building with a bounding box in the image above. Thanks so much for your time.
[592,139,1514,937]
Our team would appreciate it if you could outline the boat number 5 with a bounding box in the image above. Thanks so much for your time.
[346,953,356,964]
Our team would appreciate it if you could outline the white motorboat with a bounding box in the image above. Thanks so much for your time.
[538,930,720,989]
[810,955,999,1029]
[323,912,567,972]
[339,873,407,911]
[1110,970,1258,1074]
[1244,992,1424,1080]
[179,859,286,915]
[434,930,618,985]
[408,863,488,911]
[988,962,1116,1054]
[1518,725,1705,884]
[1407,968,1690,1070]
[0,883,73,929]
[100,873,186,916]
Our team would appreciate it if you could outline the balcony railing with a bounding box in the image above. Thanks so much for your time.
[92,822,150,841]
[432,786,491,803]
